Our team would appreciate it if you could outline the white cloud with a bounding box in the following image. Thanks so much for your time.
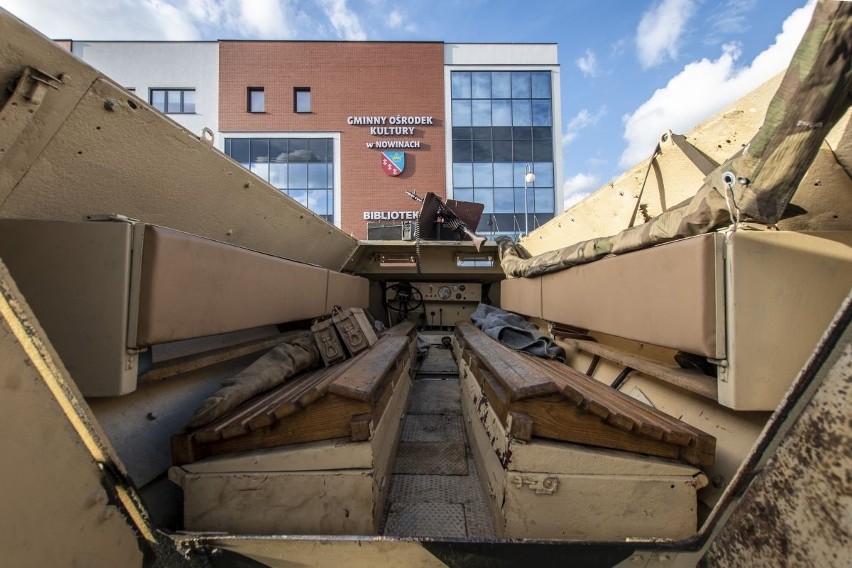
[0,0,203,40]
[636,0,696,68]
[387,8,403,29]
[576,48,599,77]
[705,0,758,44]
[563,106,607,145]
[235,0,294,38]
[563,172,601,209]
[619,0,815,168]
[318,0,367,40]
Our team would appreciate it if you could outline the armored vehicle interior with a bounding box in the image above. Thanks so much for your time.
[1,5,850,567]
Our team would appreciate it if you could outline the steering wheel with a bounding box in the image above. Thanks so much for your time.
[384,282,424,314]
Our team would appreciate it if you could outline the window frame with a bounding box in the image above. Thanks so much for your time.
[247,87,265,113]
[294,87,311,113]
[149,88,196,114]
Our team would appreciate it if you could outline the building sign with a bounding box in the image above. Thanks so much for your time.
[364,210,418,221]
[381,151,405,176]
[347,115,435,150]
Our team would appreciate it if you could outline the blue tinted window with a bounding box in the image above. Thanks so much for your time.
[492,100,512,126]
[472,72,491,98]
[452,100,471,126]
[511,72,531,98]
[512,100,532,126]
[472,100,491,126]
[453,163,473,188]
[531,72,551,98]
[493,163,513,187]
[452,72,471,98]
[492,72,511,98]
[473,163,493,187]
[532,100,552,126]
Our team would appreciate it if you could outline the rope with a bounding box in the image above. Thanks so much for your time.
[628,143,662,229]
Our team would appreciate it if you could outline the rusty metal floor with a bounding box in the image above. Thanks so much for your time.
[382,345,496,538]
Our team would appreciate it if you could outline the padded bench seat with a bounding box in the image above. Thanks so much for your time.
[169,322,416,535]
[453,322,712,540]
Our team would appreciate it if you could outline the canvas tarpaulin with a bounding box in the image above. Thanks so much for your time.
[499,0,852,279]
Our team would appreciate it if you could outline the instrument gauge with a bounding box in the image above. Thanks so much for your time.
[438,285,452,300]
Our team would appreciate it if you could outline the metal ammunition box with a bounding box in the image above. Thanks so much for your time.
[311,317,348,366]
[332,307,378,357]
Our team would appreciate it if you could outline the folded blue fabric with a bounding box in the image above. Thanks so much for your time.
[470,303,565,361]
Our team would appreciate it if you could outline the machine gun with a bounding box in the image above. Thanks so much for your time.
[405,190,486,252]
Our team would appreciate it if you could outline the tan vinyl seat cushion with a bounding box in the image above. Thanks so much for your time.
[136,225,367,346]
[502,233,722,358]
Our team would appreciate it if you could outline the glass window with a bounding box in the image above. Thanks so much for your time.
[452,100,471,126]
[473,188,494,212]
[513,164,528,186]
[493,188,514,213]
[309,139,329,162]
[453,163,473,188]
[472,100,491,126]
[472,139,492,162]
[532,126,552,140]
[515,187,528,212]
[512,100,532,126]
[453,126,472,140]
[472,72,491,98]
[307,163,327,188]
[532,162,554,187]
[492,126,513,140]
[150,90,165,111]
[531,72,551,98]
[150,89,196,114]
[492,140,513,162]
[492,72,511,98]
[166,90,182,113]
[449,70,555,228]
[229,139,250,165]
[511,72,531,98]
[533,139,553,161]
[289,189,308,207]
[513,126,533,140]
[250,162,269,181]
[493,163,514,187]
[270,139,288,162]
[288,139,308,161]
[532,100,552,126]
[269,163,288,188]
[454,188,473,203]
[451,72,471,98]
[308,190,329,215]
[534,187,555,212]
[248,87,264,112]
[289,163,308,188]
[183,90,196,113]
[492,100,512,126]
[294,88,311,113]
[472,127,491,140]
[513,140,532,161]
[225,137,335,223]
[473,163,493,187]
[250,139,269,163]
[453,140,473,162]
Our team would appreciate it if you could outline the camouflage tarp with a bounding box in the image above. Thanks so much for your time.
[499,0,852,279]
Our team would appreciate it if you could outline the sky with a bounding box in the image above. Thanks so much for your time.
[0,0,818,209]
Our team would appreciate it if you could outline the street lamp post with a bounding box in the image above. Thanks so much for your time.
[523,164,536,237]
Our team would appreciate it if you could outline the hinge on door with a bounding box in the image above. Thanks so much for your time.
[0,66,64,159]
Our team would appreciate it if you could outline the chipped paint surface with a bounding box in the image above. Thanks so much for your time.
[705,340,852,566]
